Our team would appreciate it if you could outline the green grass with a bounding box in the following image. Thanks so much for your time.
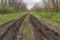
[22,16,31,40]
[32,12,60,26]
[0,13,22,25]
[22,26,31,40]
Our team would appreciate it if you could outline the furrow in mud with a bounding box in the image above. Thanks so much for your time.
[0,13,60,40]
[28,14,60,40]
[0,14,27,40]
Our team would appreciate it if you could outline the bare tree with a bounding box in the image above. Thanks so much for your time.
[42,0,60,12]
[1,0,3,7]
[31,4,42,12]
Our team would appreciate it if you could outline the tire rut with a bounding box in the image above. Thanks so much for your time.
[28,14,60,40]
[0,13,60,40]
[0,14,27,40]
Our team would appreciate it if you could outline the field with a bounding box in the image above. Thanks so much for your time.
[32,12,60,26]
[0,12,60,26]
[0,13,22,25]
[0,12,60,40]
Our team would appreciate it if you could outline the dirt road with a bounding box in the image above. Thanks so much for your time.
[0,14,27,40]
[28,14,60,40]
[0,14,60,40]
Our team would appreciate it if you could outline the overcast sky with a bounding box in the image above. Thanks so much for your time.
[23,0,42,9]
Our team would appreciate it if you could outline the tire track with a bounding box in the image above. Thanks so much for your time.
[0,13,60,40]
[28,14,60,40]
[0,14,27,40]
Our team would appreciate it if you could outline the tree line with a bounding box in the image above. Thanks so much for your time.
[31,0,60,12]
[0,0,60,13]
[0,0,27,14]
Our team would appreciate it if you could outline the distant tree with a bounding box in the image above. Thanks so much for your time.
[15,0,27,12]
[8,0,27,12]
[42,0,60,12]
[19,2,27,12]
[31,4,42,12]
[1,0,3,7]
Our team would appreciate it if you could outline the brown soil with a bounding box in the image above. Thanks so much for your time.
[0,14,27,40]
[28,14,60,40]
[0,14,60,40]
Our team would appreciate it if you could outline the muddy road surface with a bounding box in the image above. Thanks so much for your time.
[0,14,60,40]
[0,14,27,40]
[28,14,60,40]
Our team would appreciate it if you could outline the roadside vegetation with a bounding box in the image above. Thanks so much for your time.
[0,13,22,25]
[22,26,31,40]
[0,0,27,25]
[32,12,60,26]
[22,16,31,40]
[0,0,60,40]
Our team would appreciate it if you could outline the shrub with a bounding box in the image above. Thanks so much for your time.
[0,7,15,14]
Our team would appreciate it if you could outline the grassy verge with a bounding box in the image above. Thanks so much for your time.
[32,12,60,26]
[22,26,31,40]
[22,16,31,40]
[0,13,22,25]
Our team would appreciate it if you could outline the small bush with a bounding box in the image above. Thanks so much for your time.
[0,7,15,14]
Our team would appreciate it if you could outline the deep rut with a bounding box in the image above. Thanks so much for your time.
[0,14,60,40]
[28,14,60,40]
[0,14,27,40]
